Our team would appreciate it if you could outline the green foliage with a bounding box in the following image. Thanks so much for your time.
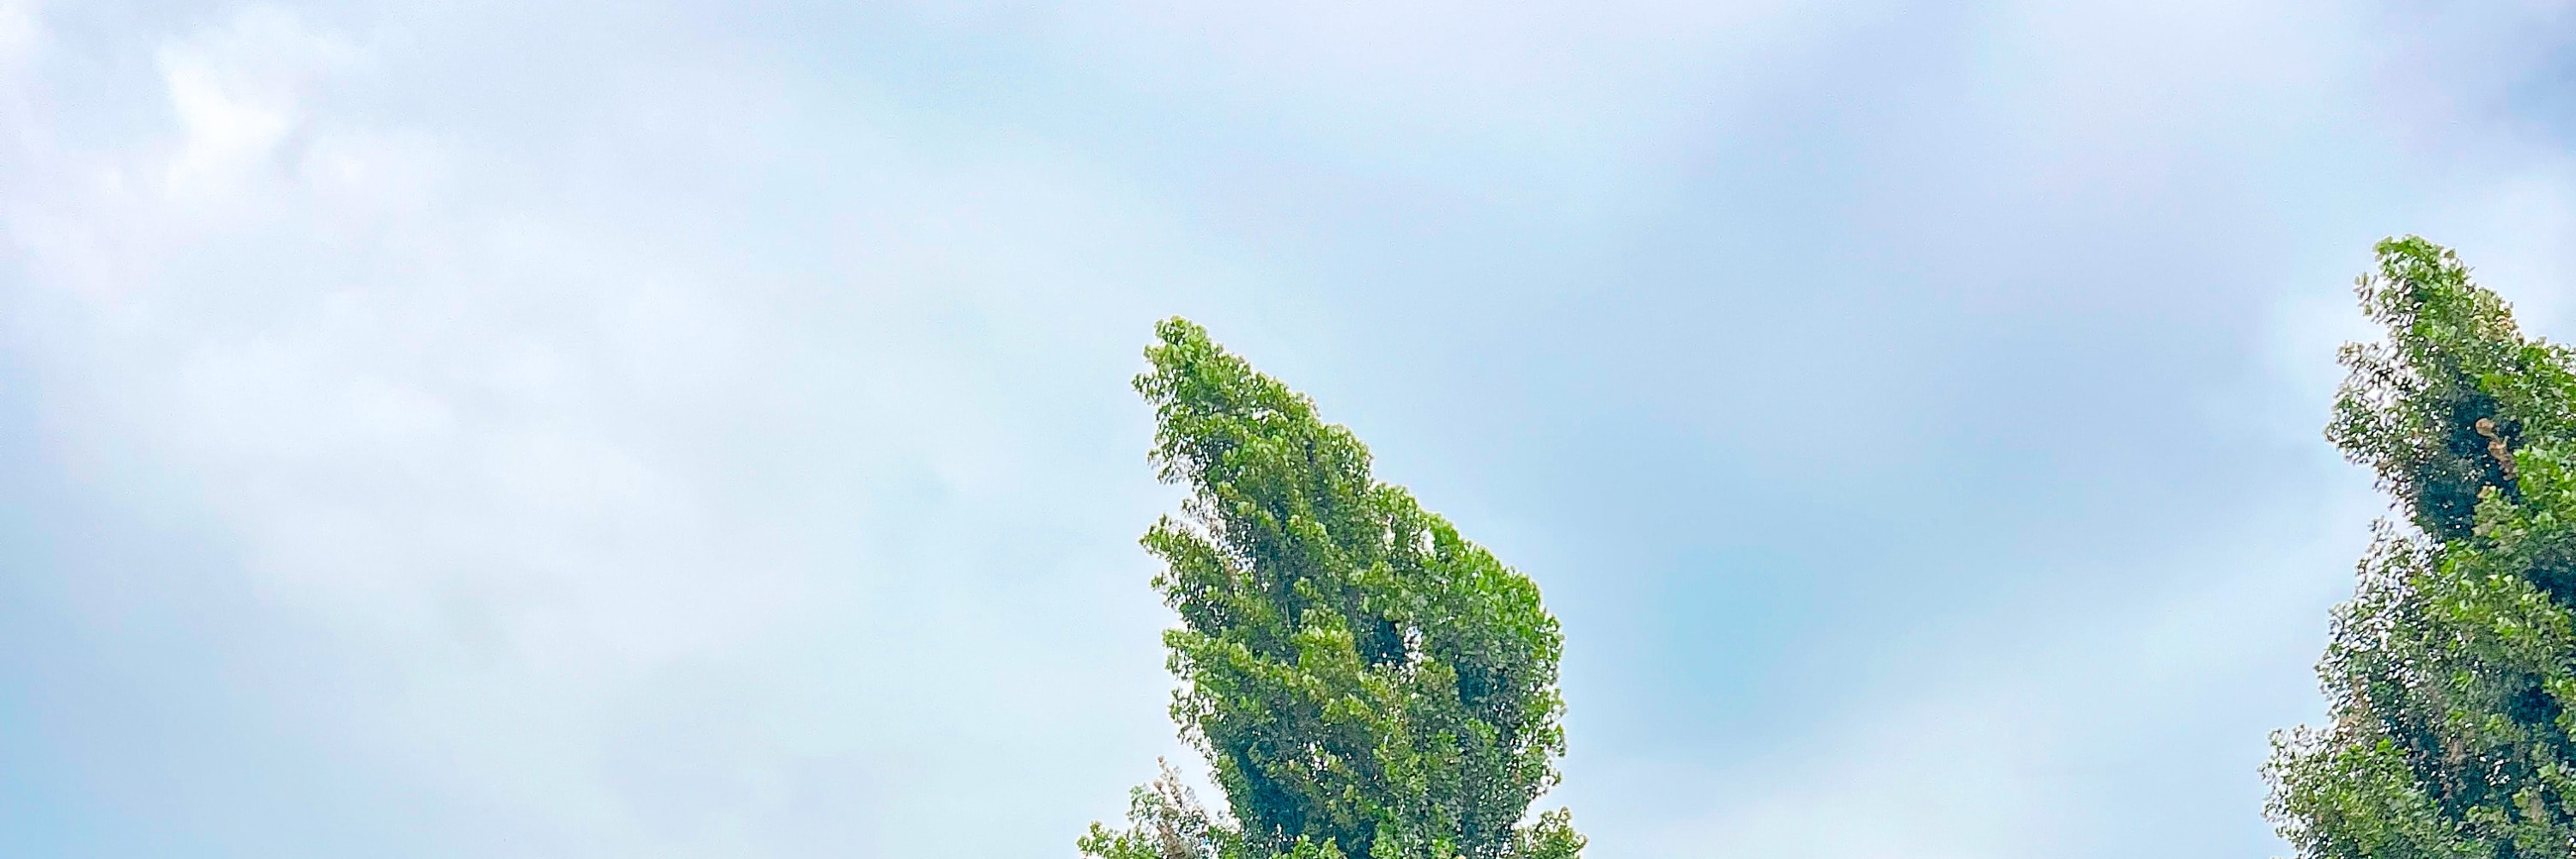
[1079,760,1243,859]
[2269,237,2576,856]
[1085,319,1583,859]
[2327,237,2576,545]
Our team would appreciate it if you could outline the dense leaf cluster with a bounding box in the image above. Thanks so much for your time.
[1084,319,1583,859]
[2269,237,2576,856]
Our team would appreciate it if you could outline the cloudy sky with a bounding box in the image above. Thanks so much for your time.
[7,1,2576,856]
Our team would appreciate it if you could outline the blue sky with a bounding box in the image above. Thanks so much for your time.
[6,1,2576,856]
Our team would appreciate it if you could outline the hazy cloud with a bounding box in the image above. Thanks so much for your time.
[6,2,2576,857]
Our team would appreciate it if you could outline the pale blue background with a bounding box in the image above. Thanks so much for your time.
[5,1,2576,856]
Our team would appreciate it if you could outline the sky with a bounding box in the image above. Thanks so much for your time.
[6,1,2576,856]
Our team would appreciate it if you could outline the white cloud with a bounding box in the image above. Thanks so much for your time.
[157,8,354,195]
[1,3,1223,853]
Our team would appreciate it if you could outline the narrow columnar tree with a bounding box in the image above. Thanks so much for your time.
[2268,237,2576,856]
[1083,319,1583,859]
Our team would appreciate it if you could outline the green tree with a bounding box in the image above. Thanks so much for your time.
[2269,237,2576,856]
[1084,319,1585,859]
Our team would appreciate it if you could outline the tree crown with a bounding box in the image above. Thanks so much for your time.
[2271,237,2576,857]
[1091,318,1581,859]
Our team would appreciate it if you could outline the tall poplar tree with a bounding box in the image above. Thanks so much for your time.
[1081,319,1584,859]
[2269,237,2576,856]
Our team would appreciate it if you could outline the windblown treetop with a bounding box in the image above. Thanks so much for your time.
[2328,238,2576,545]
[2269,237,2576,857]
[1083,319,1583,859]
